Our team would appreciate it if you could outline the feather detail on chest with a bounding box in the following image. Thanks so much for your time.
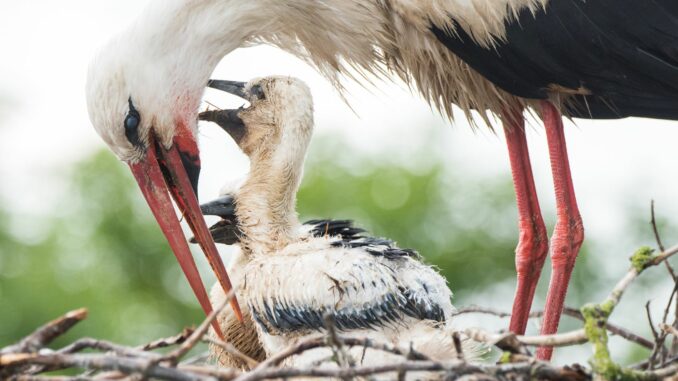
[241,239,451,336]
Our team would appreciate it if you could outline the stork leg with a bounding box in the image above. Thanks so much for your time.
[537,100,585,360]
[502,108,549,335]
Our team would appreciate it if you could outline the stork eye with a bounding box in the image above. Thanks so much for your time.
[251,85,265,100]
[125,98,142,147]
[125,113,140,130]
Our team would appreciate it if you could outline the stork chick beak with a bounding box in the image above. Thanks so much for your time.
[207,79,248,99]
[201,79,251,143]
[128,128,243,338]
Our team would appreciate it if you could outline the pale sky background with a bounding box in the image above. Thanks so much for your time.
[1,0,677,363]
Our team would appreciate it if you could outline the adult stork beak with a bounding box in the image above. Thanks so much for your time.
[128,126,243,338]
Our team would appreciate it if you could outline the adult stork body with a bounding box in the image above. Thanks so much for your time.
[196,77,470,373]
[86,0,678,359]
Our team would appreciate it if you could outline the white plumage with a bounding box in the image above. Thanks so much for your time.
[86,0,678,361]
[198,76,474,374]
[86,0,539,163]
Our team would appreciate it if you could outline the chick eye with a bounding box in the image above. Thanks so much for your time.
[125,98,142,147]
[251,85,265,100]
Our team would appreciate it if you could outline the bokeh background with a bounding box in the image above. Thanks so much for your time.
[1,0,677,367]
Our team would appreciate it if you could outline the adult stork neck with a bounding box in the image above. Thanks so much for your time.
[125,1,270,109]
[125,0,390,108]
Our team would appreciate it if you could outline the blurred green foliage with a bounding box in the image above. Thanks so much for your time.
[0,151,205,348]
[0,134,669,365]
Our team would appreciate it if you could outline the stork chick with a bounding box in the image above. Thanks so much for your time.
[198,76,475,374]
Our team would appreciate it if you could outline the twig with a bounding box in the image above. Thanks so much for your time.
[322,313,355,372]
[1,309,88,355]
[660,283,678,365]
[646,301,660,343]
[465,328,587,351]
[650,200,666,254]
[58,338,158,359]
[202,336,259,369]
[6,242,678,381]
[661,324,678,339]
[160,289,235,366]
[1,353,207,381]
[579,243,678,379]
[629,354,678,370]
[662,284,678,328]
[453,306,653,350]
[181,353,210,366]
[9,377,97,381]
[234,359,589,381]
[140,329,194,351]
[253,334,429,369]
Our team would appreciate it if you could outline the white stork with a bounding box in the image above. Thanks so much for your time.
[196,76,472,372]
[85,0,678,359]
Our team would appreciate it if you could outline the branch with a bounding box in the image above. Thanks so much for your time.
[159,289,235,366]
[202,336,259,369]
[1,309,88,355]
[2,353,208,381]
[453,306,653,349]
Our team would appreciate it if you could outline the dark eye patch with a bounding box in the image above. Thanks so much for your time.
[250,85,265,100]
[125,98,142,147]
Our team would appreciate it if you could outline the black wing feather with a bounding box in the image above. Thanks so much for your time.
[431,0,678,120]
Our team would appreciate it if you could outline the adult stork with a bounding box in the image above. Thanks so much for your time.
[197,76,472,373]
[85,0,678,359]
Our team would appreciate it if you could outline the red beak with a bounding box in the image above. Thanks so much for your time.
[128,128,242,339]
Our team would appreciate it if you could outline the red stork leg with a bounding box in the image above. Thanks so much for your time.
[537,100,585,360]
[502,107,549,335]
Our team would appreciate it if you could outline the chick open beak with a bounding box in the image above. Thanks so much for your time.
[128,128,243,338]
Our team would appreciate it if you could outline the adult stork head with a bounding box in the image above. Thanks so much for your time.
[83,6,256,327]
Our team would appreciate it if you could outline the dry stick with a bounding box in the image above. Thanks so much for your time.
[9,377,97,381]
[1,353,208,381]
[175,363,239,379]
[323,313,356,372]
[235,359,591,381]
[181,353,211,366]
[40,330,195,378]
[241,334,431,381]
[453,306,653,350]
[57,338,159,359]
[603,243,678,311]
[465,328,587,350]
[20,338,163,376]
[647,301,660,340]
[645,272,678,369]
[140,328,194,351]
[160,289,235,366]
[650,200,667,254]
[661,323,678,339]
[650,200,678,362]
[582,243,678,377]
[202,336,259,369]
[660,283,678,366]
[1,309,88,355]
[631,354,678,370]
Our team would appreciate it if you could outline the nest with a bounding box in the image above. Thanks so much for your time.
[2,239,678,380]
